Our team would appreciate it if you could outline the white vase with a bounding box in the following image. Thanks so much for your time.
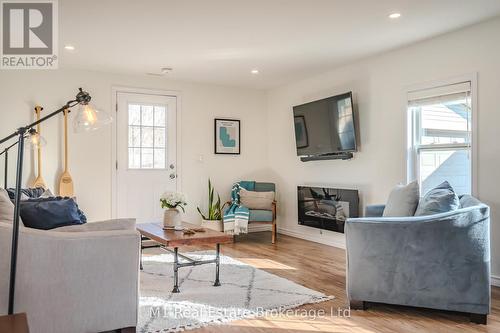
[164,208,182,229]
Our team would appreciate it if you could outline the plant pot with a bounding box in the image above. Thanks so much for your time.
[164,208,182,230]
[201,219,223,232]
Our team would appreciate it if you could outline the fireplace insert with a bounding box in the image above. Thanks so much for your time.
[297,186,359,233]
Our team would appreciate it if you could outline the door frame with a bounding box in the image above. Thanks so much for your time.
[111,86,182,219]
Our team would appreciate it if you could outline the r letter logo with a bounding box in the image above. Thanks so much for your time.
[1,0,58,69]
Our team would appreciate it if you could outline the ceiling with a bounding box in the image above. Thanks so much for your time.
[59,0,500,89]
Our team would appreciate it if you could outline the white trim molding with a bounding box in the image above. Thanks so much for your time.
[491,275,500,287]
[277,227,346,249]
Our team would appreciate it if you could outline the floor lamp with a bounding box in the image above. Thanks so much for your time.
[0,88,112,315]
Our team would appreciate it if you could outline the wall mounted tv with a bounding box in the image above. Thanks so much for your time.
[293,92,357,161]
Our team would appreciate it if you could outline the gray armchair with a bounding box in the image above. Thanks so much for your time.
[345,195,490,324]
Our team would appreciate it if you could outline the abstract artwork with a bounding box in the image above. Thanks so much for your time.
[214,118,240,154]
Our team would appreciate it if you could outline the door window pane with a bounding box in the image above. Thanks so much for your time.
[154,127,165,147]
[141,106,154,126]
[127,103,167,169]
[128,105,141,125]
[141,127,154,148]
[128,126,141,147]
[154,106,166,126]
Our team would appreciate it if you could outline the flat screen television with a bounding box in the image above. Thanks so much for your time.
[293,92,356,157]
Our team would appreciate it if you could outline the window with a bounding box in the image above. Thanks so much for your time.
[407,81,472,195]
[128,103,166,169]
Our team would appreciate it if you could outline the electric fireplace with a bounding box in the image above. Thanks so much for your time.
[297,186,359,233]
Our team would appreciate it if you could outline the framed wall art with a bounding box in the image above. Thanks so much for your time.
[214,118,240,155]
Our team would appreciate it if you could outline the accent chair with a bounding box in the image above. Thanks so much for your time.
[228,182,277,243]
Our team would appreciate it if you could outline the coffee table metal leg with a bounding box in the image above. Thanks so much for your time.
[140,240,143,271]
[214,243,221,287]
[172,247,180,293]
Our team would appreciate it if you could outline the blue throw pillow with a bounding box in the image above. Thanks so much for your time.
[414,181,460,216]
[19,197,87,230]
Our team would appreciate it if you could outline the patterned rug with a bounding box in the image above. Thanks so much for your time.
[139,251,333,333]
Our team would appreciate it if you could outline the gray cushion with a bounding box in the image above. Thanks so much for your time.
[249,209,273,222]
[414,181,459,216]
[240,188,274,210]
[383,181,420,217]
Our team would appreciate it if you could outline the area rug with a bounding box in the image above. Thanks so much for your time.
[139,251,334,333]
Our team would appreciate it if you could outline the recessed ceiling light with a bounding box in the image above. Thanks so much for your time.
[64,45,75,51]
[389,13,401,19]
[251,69,259,75]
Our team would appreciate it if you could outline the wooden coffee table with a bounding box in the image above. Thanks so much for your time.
[137,222,233,293]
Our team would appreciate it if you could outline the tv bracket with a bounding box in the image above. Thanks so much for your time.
[300,152,353,162]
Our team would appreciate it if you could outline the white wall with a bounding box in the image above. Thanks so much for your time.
[266,18,500,275]
[0,69,269,222]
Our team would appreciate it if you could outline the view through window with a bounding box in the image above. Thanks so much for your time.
[408,81,472,195]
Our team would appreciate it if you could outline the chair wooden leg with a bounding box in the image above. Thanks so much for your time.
[272,221,277,244]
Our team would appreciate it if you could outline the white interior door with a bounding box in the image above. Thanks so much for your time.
[115,92,177,223]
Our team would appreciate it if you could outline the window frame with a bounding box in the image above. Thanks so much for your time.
[127,102,168,170]
[405,74,477,196]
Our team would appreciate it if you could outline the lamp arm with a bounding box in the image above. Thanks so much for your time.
[0,141,20,156]
[26,100,78,130]
[0,99,78,146]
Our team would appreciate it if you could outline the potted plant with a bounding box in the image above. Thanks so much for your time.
[197,179,226,232]
[160,191,187,230]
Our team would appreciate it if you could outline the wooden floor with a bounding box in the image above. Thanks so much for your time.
[144,232,500,333]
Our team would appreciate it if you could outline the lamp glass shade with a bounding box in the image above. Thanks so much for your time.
[73,104,113,132]
[28,131,46,149]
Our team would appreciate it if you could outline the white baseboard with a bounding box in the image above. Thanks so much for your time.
[491,275,500,287]
[277,227,345,249]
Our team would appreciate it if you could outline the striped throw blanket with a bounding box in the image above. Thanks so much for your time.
[223,181,255,235]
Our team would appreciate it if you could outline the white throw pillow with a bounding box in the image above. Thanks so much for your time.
[40,188,54,198]
[0,188,23,225]
[240,188,274,210]
[383,181,420,217]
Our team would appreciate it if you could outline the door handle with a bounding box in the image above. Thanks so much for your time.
[169,173,176,179]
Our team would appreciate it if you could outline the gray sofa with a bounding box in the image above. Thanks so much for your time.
[0,219,141,333]
[345,195,490,324]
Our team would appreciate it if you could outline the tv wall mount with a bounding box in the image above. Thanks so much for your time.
[300,152,353,162]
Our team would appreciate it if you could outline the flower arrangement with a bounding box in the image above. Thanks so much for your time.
[160,191,187,212]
